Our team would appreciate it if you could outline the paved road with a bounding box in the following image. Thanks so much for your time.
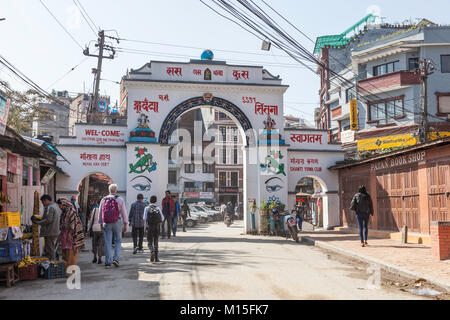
[1,221,427,300]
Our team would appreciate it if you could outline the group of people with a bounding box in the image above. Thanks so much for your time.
[32,195,85,276]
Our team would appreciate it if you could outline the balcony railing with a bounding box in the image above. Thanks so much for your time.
[358,71,421,95]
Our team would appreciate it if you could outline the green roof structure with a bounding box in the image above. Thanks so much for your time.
[314,14,376,54]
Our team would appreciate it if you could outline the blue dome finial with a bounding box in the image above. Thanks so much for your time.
[201,50,214,60]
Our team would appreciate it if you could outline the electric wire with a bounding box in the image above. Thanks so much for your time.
[72,0,98,37]
[39,0,84,51]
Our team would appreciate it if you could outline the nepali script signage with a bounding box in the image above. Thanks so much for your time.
[77,125,127,146]
[370,151,426,172]
[288,130,328,150]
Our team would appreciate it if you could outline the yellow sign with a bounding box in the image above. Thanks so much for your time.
[349,100,358,131]
[357,133,418,152]
[428,131,450,141]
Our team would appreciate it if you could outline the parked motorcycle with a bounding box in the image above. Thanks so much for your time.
[286,216,299,243]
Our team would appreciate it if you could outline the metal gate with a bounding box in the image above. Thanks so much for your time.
[427,159,450,233]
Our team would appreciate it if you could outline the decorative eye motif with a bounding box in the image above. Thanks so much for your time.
[130,176,152,192]
[265,177,283,193]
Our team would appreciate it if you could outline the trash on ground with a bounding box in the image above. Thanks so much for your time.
[408,288,442,296]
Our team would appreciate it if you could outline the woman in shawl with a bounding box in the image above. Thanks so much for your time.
[57,198,85,275]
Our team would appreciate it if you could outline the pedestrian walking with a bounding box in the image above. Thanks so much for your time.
[294,202,304,231]
[98,184,128,268]
[180,200,191,232]
[88,200,104,264]
[129,194,146,254]
[56,198,85,275]
[171,195,181,237]
[32,195,61,261]
[350,185,374,247]
[144,196,164,263]
[161,191,175,239]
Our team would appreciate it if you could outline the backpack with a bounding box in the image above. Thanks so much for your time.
[147,205,162,225]
[352,193,372,215]
[102,196,120,224]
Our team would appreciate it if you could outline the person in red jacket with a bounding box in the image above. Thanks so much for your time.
[161,191,175,239]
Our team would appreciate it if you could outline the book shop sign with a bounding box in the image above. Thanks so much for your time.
[370,151,426,172]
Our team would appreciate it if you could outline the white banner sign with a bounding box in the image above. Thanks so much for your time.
[0,94,11,136]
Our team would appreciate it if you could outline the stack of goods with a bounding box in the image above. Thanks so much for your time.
[38,260,66,279]
[17,256,48,281]
[0,212,23,265]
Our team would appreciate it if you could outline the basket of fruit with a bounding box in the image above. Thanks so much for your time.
[17,256,48,281]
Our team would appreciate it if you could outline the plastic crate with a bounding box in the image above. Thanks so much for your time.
[0,227,21,244]
[39,261,65,279]
[18,264,38,281]
[0,212,21,229]
[0,240,23,264]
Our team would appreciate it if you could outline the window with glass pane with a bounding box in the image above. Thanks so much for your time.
[168,170,177,184]
[185,163,195,173]
[184,182,195,191]
[409,58,419,71]
[441,55,450,73]
[231,127,238,142]
[22,165,29,186]
[219,172,227,186]
[233,149,238,164]
[369,99,403,123]
[33,169,38,186]
[230,172,238,187]
[219,126,226,141]
[221,148,227,164]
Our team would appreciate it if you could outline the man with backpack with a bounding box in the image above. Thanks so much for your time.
[98,184,128,268]
[350,185,374,247]
[144,196,164,263]
[129,194,146,254]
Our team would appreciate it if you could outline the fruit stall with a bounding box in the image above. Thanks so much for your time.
[0,210,66,288]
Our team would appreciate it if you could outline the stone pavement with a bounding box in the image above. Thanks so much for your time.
[299,229,450,291]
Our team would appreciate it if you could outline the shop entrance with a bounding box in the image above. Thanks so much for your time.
[77,173,112,223]
[294,177,325,227]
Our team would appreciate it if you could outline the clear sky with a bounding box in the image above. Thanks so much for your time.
[1,0,449,124]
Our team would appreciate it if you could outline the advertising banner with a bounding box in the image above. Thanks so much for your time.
[0,93,11,136]
[357,134,418,152]
[349,100,358,131]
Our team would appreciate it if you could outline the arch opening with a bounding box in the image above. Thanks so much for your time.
[76,172,113,224]
[294,176,327,228]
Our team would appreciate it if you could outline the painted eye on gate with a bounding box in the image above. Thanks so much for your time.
[266,185,282,192]
[130,176,152,192]
[132,184,151,191]
[264,177,284,193]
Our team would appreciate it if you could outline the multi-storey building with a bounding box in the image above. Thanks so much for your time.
[213,111,243,212]
[316,17,450,158]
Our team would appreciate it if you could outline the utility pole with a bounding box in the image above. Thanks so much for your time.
[83,30,117,123]
[415,59,435,143]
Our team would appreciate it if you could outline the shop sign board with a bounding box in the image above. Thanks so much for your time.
[77,124,127,146]
[41,168,56,185]
[370,151,426,172]
[349,100,358,131]
[199,192,214,199]
[357,133,418,152]
[0,93,11,136]
[184,192,200,199]
[341,130,355,144]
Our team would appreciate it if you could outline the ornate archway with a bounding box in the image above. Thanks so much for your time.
[159,96,253,145]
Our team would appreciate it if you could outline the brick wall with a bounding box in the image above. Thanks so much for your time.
[431,221,450,260]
